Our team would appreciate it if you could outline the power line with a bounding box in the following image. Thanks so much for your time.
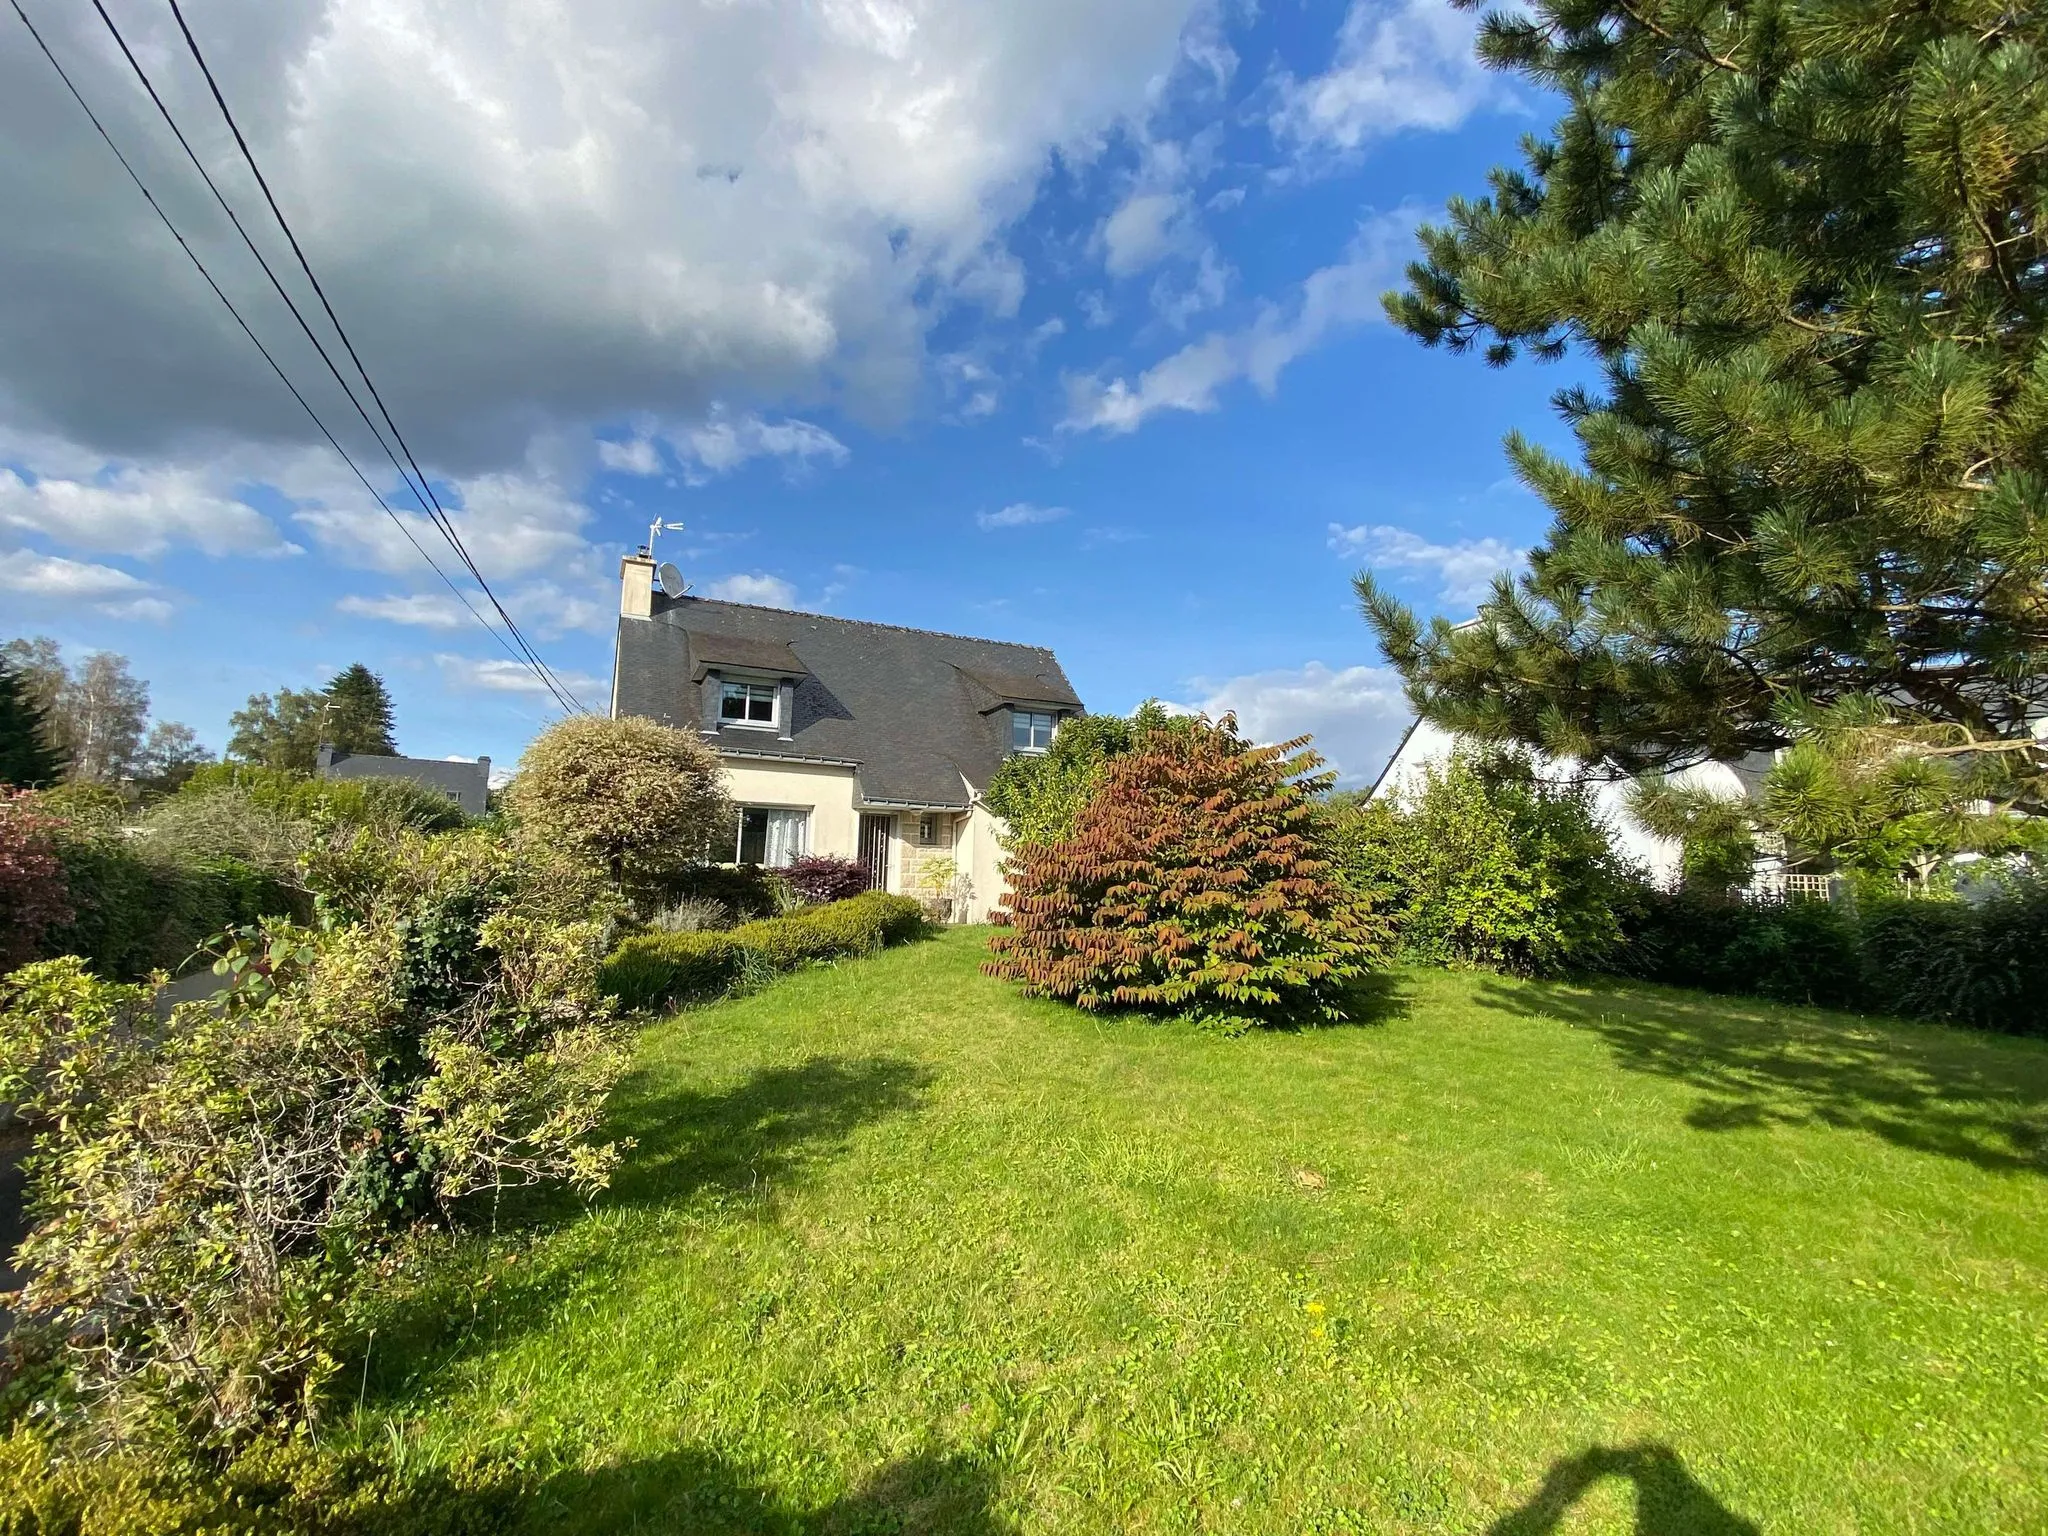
[82,0,584,713]
[160,0,590,715]
[5,0,552,696]
[87,0,581,713]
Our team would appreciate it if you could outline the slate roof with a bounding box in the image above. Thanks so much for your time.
[317,748,490,816]
[613,595,1083,808]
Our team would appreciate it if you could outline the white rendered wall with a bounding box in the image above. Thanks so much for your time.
[720,758,860,862]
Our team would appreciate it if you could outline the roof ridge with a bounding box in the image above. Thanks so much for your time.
[671,597,1060,656]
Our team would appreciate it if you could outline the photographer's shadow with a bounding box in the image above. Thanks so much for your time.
[1488,1444,1760,1535]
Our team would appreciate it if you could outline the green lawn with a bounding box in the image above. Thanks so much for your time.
[358,928,2048,1533]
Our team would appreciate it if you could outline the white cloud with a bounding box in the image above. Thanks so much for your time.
[1177,661,1412,787]
[0,548,174,621]
[1150,246,1233,329]
[1,0,1211,469]
[668,411,850,486]
[0,466,296,557]
[1328,522,1523,607]
[337,592,467,628]
[1271,0,1503,156]
[976,502,1070,530]
[597,437,664,475]
[703,573,800,607]
[341,577,611,637]
[436,654,605,701]
[1063,207,1420,434]
[294,464,596,583]
[1101,191,1191,276]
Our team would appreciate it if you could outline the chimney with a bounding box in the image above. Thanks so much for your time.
[620,548,655,619]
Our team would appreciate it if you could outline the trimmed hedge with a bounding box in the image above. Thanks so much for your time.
[1609,879,2048,1034]
[601,891,924,1011]
[45,833,305,981]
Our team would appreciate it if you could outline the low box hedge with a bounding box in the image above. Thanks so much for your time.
[601,891,924,1011]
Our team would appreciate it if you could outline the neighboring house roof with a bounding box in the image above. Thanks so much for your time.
[316,745,490,817]
[613,595,1084,809]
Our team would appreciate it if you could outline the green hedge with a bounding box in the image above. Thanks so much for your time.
[45,833,306,981]
[601,891,924,1011]
[1610,879,2048,1034]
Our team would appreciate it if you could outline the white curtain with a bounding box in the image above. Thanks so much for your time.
[762,809,807,868]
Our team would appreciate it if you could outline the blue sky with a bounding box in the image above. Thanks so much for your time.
[0,0,1580,784]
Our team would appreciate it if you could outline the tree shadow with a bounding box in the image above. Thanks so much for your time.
[355,1055,931,1406]
[1475,977,2048,1175]
[1341,970,1413,1027]
[190,1444,1009,1535]
[603,1053,934,1210]
[1487,1444,1760,1535]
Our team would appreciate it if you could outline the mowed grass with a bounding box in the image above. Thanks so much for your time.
[358,928,2048,1533]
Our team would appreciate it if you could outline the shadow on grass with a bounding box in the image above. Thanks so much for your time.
[515,1447,1009,1535]
[355,1055,931,1407]
[604,1053,933,1209]
[191,1446,1008,1535]
[1340,970,1412,1027]
[1477,977,2048,1176]
[1487,1443,1760,1534]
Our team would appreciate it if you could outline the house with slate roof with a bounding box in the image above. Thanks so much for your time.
[316,743,491,817]
[609,553,1083,920]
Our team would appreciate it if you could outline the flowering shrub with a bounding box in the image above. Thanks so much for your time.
[0,826,632,1447]
[985,717,1387,1031]
[780,855,871,906]
[0,790,71,970]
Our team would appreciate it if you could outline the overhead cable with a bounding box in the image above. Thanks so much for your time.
[6,0,560,699]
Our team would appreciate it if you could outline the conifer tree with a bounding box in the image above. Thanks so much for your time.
[322,663,398,756]
[0,658,65,788]
[1358,0,2048,813]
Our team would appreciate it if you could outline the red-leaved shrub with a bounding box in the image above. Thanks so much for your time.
[0,791,73,971]
[984,716,1387,1030]
[780,855,872,906]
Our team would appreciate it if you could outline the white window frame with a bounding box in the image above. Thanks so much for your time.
[1012,708,1057,753]
[736,805,808,867]
[719,679,778,730]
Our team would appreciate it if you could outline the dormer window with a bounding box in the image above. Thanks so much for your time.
[720,680,777,728]
[1012,709,1056,752]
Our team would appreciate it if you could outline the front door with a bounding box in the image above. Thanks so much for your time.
[857,813,892,892]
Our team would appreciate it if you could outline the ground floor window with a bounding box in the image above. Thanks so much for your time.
[738,807,808,867]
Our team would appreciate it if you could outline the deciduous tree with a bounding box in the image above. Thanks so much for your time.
[226,688,326,775]
[57,652,149,784]
[986,716,1386,1030]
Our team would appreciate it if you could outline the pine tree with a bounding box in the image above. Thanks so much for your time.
[0,658,66,788]
[321,663,398,756]
[1359,0,2048,813]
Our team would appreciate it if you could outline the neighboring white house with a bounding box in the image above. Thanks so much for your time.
[1366,717,1774,889]
[609,554,1082,921]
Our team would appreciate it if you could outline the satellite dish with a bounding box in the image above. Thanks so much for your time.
[657,561,687,598]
